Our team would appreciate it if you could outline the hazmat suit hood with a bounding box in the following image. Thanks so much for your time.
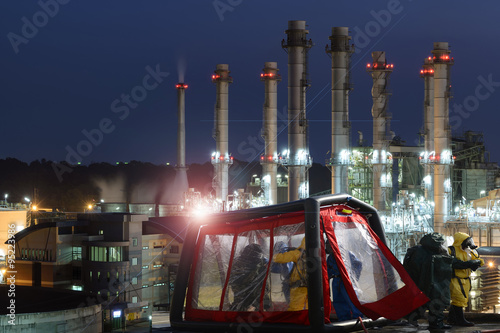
[452,232,470,248]
[298,237,306,250]
[420,232,447,254]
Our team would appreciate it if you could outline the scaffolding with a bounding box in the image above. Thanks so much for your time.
[348,147,373,205]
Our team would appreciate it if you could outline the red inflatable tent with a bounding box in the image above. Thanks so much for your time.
[171,194,428,332]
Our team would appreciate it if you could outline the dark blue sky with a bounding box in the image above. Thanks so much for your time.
[1,1,500,166]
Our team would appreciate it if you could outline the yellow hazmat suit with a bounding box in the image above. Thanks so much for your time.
[273,238,308,311]
[448,232,484,307]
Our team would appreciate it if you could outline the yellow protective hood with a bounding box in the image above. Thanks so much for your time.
[452,232,470,247]
[298,237,306,250]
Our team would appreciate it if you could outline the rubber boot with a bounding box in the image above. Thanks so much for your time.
[447,306,456,325]
[453,305,474,327]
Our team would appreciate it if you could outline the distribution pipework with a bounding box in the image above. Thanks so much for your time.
[367,51,394,212]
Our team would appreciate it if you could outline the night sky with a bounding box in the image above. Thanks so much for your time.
[1,1,500,167]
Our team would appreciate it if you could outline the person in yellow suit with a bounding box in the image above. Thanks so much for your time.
[273,237,308,311]
[448,232,484,326]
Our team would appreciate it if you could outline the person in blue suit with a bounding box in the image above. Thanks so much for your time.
[327,246,363,321]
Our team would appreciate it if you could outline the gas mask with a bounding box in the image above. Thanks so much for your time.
[461,237,478,250]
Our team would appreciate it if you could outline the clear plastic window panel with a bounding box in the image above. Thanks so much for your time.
[191,233,234,310]
[269,223,306,311]
[332,221,405,304]
[224,229,271,311]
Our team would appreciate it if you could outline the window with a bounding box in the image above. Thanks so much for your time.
[131,257,138,266]
[99,229,103,235]
[142,265,149,269]
[142,284,148,288]
[142,246,149,250]
[132,277,137,285]
[109,247,122,262]
[72,247,82,260]
[132,296,138,303]
[153,264,162,268]
[170,245,179,254]
[89,246,122,262]
[90,246,107,262]
[132,238,138,247]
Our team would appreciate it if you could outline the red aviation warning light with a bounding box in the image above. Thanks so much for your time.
[176,83,188,89]
[261,72,279,78]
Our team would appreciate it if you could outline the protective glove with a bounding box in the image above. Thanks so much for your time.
[468,259,482,271]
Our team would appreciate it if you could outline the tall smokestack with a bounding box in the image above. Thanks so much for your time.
[172,82,189,203]
[260,62,281,205]
[326,27,354,194]
[432,42,454,232]
[282,20,313,201]
[367,51,394,212]
[420,58,435,201]
[211,64,233,210]
[176,83,188,169]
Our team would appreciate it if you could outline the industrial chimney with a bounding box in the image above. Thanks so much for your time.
[367,51,394,212]
[326,27,354,194]
[432,42,454,233]
[172,82,189,203]
[420,58,435,201]
[260,62,281,205]
[211,64,233,211]
[282,20,313,201]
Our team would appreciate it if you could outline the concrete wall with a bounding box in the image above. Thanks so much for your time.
[141,233,182,307]
[0,210,27,258]
[0,304,102,333]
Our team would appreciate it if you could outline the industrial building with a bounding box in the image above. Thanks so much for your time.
[9,211,184,330]
[3,19,500,319]
[197,22,500,312]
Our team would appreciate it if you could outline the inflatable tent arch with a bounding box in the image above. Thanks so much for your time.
[170,194,428,332]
